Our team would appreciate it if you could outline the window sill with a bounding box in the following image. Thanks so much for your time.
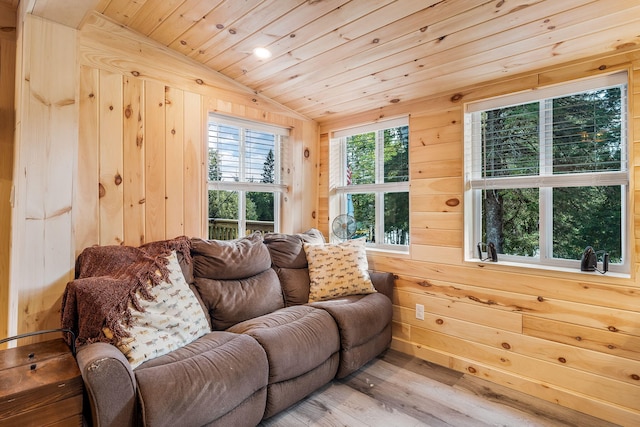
[467,258,630,281]
[365,246,410,258]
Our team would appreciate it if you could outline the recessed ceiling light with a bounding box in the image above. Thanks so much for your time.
[253,47,272,59]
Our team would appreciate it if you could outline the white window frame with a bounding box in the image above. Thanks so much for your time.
[463,72,629,274]
[207,113,289,237]
[331,116,409,251]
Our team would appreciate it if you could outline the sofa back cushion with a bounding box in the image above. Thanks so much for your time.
[191,233,271,280]
[191,233,284,329]
[194,269,283,330]
[263,229,325,269]
[263,229,325,306]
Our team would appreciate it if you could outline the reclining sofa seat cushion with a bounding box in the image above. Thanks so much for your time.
[310,293,392,378]
[191,233,285,330]
[227,305,340,419]
[134,331,269,427]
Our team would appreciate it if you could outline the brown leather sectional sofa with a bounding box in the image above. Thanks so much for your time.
[72,230,394,426]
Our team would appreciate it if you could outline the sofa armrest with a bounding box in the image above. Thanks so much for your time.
[368,271,394,301]
[76,343,138,427]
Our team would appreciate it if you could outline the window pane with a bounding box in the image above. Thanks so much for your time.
[482,103,539,177]
[208,124,240,182]
[346,132,375,185]
[349,193,375,241]
[246,130,276,183]
[552,186,622,262]
[482,188,539,257]
[246,191,274,234]
[384,192,409,245]
[553,88,623,174]
[384,126,409,183]
[208,190,239,239]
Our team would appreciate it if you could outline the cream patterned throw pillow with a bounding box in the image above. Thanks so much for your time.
[105,251,210,369]
[304,239,377,302]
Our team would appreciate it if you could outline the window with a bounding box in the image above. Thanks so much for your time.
[331,117,409,250]
[464,72,629,273]
[207,114,288,240]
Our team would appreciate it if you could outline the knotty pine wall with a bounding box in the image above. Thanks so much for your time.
[6,11,317,344]
[0,2,16,345]
[319,51,640,425]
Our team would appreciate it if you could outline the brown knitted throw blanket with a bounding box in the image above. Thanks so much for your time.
[61,236,192,348]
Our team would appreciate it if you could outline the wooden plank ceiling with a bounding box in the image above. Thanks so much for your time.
[37,1,640,124]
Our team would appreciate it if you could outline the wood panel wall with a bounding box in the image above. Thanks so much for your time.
[319,51,640,425]
[7,11,318,343]
[0,2,16,347]
[10,12,78,342]
[76,68,206,249]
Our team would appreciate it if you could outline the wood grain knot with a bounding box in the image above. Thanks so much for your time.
[631,374,640,381]
[436,319,444,325]
[125,106,132,118]
[501,342,511,350]
[450,93,463,102]
[311,211,316,219]
[558,357,566,363]
[467,366,477,374]
[575,336,582,341]
[598,65,607,70]
[390,98,400,103]
[304,148,310,158]
[196,79,204,85]
[131,71,140,77]
[99,183,106,198]
[608,326,618,332]
[616,42,637,50]
[537,296,544,302]
[445,198,459,207]
[114,174,123,186]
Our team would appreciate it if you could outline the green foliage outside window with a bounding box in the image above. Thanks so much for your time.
[480,87,624,262]
[345,126,409,245]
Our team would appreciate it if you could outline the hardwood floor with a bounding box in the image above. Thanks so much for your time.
[260,350,619,427]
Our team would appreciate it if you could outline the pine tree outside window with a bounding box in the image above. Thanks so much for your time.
[207,114,288,239]
[464,72,629,273]
[331,117,409,250]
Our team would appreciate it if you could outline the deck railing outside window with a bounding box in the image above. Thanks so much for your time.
[208,218,274,240]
